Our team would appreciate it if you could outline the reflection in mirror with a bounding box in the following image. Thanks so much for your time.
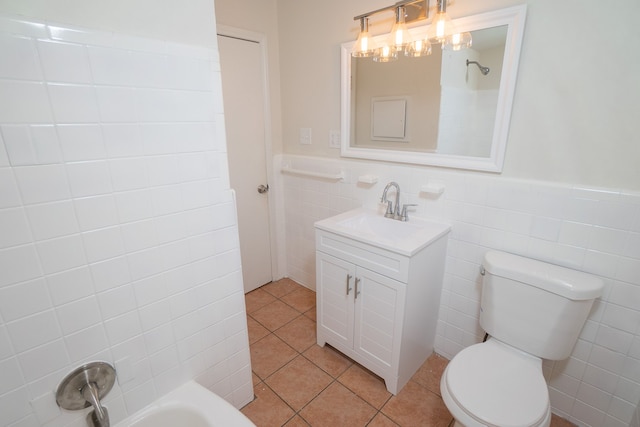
[341,6,527,172]
[437,25,506,157]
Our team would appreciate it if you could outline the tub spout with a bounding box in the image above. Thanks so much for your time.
[82,382,110,427]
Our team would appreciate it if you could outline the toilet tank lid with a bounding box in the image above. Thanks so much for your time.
[483,251,604,300]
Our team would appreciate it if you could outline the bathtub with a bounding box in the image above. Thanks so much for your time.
[113,381,255,427]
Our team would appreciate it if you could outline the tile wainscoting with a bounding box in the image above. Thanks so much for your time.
[0,15,251,427]
[278,154,640,427]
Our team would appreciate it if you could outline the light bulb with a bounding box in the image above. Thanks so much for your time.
[405,38,432,57]
[390,6,411,48]
[352,17,376,57]
[427,0,457,44]
[373,43,398,62]
[443,32,472,51]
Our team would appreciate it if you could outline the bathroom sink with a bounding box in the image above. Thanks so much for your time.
[314,208,450,256]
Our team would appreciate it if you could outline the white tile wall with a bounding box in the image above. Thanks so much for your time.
[0,14,252,427]
[279,154,640,427]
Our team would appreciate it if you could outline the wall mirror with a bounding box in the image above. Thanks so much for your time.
[340,5,527,172]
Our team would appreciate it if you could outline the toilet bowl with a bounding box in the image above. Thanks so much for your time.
[440,251,603,427]
[440,339,550,427]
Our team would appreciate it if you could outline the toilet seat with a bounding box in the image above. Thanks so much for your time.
[442,339,550,427]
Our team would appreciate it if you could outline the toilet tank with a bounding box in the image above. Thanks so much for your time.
[480,251,603,360]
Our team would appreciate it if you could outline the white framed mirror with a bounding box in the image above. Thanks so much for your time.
[340,5,527,172]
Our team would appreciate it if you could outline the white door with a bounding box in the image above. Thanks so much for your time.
[218,33,273,293]
[353,267,405,369]
[316,252,356,349]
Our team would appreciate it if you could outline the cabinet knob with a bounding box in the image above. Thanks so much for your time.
[354,277,361,299]
[346,274,353,295]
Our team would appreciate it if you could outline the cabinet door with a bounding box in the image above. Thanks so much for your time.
[316,252,356,349]
[353,267,405,369]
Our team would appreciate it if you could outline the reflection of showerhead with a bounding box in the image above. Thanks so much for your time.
[466,59,490,75]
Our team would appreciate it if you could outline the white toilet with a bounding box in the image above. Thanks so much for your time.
[440,251,604,427]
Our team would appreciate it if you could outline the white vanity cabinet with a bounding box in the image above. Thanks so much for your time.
[314,218,449,395]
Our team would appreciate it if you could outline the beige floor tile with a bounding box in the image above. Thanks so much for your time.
[266,356,333,411]
[338,364,392,409]
[410,352,449,396]
[382,381,452,427]
[281,286,316,313]
[250,333,297,379]
[550,414,577,427]
[262,278,300,298]
[274,314,317,352]
[303,344,353,378]
[247,315,270,344]
[368,413,400,427]
[284,415,311,426]
[304,307,316,322]
[245,288,277,314]
[241,382,295,427]
[251,299,300,331]
[299,382,377,427]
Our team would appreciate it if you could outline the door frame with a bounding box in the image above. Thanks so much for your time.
[217,25,281,282]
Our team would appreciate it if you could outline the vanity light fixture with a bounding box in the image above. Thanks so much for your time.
[352,0,470,60]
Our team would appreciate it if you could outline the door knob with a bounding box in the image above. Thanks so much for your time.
[257,184,269,194]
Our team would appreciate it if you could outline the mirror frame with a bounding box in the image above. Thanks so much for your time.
[340,5,527,172]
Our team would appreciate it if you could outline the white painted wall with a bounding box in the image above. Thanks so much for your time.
[276,0,640,190]
[214,0,284,156]
[0,6,253,427]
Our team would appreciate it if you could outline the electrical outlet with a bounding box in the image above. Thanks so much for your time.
[299,128,312,145]
[329,130,341,148]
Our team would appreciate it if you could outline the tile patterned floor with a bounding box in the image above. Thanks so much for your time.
[242,278,576,427]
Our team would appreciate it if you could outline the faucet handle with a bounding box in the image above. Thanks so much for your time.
[400,204,418,221]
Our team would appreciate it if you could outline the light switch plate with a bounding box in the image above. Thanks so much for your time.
[299,128,312,145]
[329,130,341,148]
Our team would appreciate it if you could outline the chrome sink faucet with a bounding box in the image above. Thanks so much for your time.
[381,182,401,219]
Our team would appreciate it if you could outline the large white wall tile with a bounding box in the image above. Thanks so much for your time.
[55,296,101,335]
[0,358,24,395]
[97,284,137,320]
[66,160,112,197]
[82,226,125,263]
[102,124,144,158]
[65,324,109,363]
[47,83,100,123]
[109,158,149,191]
[89,256,132,293]
[0,168,22,208]
[74,194,119,231]
[0,278,51,322]
[0,34,42,80]
[26,200,79,240]
[88,46,132,86]
[57,124,106,161]
[36,234,86,274]
[0,207,32,248]
[0,81,53,123]
[96,86,138,122]
[30,125,63,164]
[1,125,37,166]
[0,244,42,287]
[37,39,92,83]
[14,164,71,204]
[6,310,61,353]
[46,266,95,306]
